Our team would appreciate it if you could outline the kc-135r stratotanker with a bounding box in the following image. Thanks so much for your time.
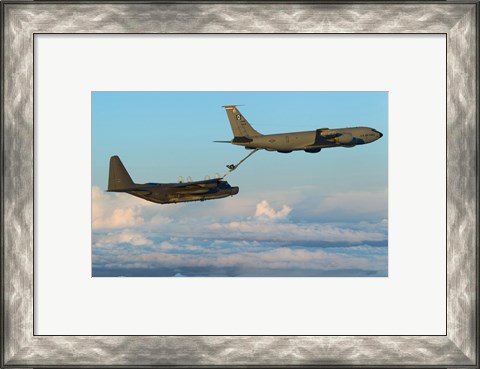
[216,106,383,154]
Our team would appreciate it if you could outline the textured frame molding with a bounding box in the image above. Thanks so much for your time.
[2,1,478,367]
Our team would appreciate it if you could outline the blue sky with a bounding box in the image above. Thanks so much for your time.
[92,92,388,277]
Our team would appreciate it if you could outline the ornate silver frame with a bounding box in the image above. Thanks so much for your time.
[2,1,478,367]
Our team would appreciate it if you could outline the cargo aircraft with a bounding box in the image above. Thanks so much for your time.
[107,156,239,204]
[216,106,383,154]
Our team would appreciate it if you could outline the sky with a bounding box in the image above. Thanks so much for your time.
[91,92,388,277]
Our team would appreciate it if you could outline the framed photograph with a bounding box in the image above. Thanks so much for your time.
[2,1,478,367]
[90,91,388,278]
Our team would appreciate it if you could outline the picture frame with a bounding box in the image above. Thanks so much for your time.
[2,1,478,367]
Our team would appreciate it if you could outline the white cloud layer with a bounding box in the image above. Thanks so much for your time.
[208,220,385,243]
[92,186,172,230]
[254,200,291,220]
[92,186,387,243]
[91,186,388,276]
[93,207,145,229]
[95,231,153,247]
[93,238,387,275]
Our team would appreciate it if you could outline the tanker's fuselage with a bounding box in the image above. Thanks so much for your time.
[232,127,383,153]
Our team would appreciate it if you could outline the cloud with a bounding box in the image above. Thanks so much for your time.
[92,186,172,230]
[210,200,382,243]
[93,207,145,230]
[95,231,153,247]
[92,187,145,229]
[91,188,388,276]
[92,238,387,277]
[208,219,386,243]
[93,188,386,243]
[157,241,202,252]
[254,200,291,220]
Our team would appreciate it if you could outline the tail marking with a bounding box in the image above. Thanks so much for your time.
[224,106,262,138]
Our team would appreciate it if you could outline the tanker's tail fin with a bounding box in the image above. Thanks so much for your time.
[107,155,135,191]
[223,105,262,138]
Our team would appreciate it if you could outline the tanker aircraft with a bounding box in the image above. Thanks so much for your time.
[216,106,383,154]
[107,156,239,204]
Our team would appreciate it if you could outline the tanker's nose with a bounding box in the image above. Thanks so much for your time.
[231,187,239,195]
[372,129,383,139]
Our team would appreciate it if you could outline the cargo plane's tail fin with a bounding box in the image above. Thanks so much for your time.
[223,106,262,138]
[108,155,135,191]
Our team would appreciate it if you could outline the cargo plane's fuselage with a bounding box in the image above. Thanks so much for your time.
[107,156,239,204]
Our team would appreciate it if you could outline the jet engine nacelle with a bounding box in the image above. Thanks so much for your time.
[336,133,354,145]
